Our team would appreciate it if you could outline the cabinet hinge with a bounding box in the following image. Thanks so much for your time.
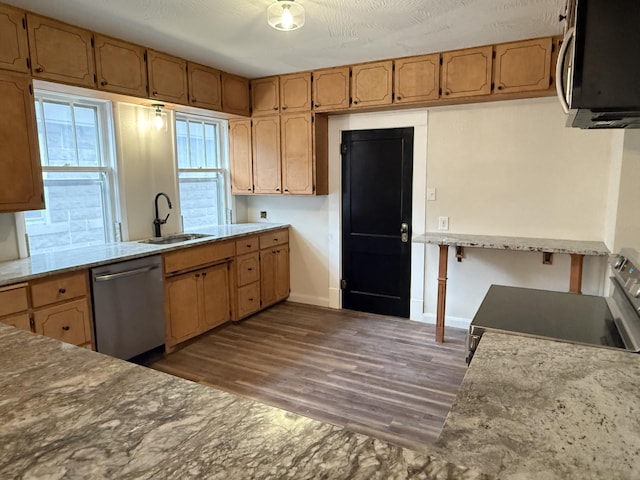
[340,279,347,289]
[143,51,147,62]
[29,84,33,95]
[94,74,97,83]
[312,184,315,192]
[440,57,443,65]
[491,82,495,91]
[311,115,315,122]
[91,37,94,47]
[26,57,30,69]
[22,17,26,29]
[341,143,347,154]
[492,50,496,59]
[551,42,556,52]
[29,316,34,330]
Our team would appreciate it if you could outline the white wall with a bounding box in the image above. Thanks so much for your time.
[611,131,640,252]
[245,97,624,328]
[0,214,19,262]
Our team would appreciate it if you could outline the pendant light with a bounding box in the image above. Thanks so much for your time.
[268,0,305,31]
[152,104,165,130]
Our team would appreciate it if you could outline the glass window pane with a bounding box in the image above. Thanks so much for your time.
[189,122,206,168]
[178,171,223,230]
[25,171,109,254]
[176,120,189,168]
[74,106,100,167]
[43,102,76,166]
[204,123,217,168]
[35,101,48,166]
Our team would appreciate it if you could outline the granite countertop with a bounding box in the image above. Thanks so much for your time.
[0,324,490,480]
[436,332,640,480]
[0,223,288,287]
[412,232,609,256]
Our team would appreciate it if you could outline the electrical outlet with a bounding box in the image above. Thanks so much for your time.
[260,211,267,219]
[427,188,436,201]
[438,216,449,231]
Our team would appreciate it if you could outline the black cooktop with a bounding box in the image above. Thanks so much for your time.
[471,285,625,349]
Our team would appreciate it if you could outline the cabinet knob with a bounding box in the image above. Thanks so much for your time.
[315,103,320,107]
[152,90,158,96]
[276,188,280,192]
[353,100,359,104]
[247,188,252,191]
[248,298,254,302]
[274,238,278,242]
[396,96,402,100]
[273,107,278,110]
[195,273,200,277]
[100,80,108,86]
[444,90,450,96]
[59,288,66,294]
[284,188,289,192]
[35,67,44,73]
[202,272,207,277]
[62,325,70,331]
[282,105,287,110]
[247,267,253,271]
[497,85,504,91]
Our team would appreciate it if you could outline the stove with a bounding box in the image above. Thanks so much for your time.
[466,248,640,363]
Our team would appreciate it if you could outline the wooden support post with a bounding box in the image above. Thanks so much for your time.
[436,244,449,343]
[569,253,584,294]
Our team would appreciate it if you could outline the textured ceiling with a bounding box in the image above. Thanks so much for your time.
[6,0,565,78]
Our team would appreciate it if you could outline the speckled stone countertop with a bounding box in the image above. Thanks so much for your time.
[412,232,609,255]
[0,223,288,287]
[0,324,490,480]
[436,332,640,480]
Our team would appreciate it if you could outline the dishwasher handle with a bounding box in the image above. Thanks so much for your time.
[94,265,159,282]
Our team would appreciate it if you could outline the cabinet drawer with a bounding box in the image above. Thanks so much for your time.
[0,313,31,332]
[259,229,289,249]
[31,271,88,308]
[237,282,260,319]
[164,241,235,274]
[33,298,91,346]
[235,235,259,255]
[0,284,28,317]
[237,252,260,286]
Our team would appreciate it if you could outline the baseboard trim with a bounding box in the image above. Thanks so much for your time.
[288,292,330,307]
[419,313,472,330]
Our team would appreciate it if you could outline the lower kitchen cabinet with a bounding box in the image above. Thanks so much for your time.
[0,313,31,331]
[33,298,92,346]
[165,261,232,350]
[259,229,290,308]
[236,250,260,320]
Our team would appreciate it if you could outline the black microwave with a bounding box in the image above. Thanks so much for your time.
[558,0,640,128]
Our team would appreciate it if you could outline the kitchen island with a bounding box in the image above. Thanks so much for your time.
[436,332,640,479]
[0,323,489,480]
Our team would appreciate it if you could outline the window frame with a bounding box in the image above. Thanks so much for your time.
[18,90,120,255]
[174,112,231,229]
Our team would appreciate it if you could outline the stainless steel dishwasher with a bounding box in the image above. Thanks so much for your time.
[91,255,164,360]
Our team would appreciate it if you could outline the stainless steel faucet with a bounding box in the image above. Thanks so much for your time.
[153,192,172,237]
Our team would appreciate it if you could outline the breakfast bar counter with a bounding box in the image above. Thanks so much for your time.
[0,323,489,480]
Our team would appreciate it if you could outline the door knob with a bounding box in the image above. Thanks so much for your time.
[400,223,409,243]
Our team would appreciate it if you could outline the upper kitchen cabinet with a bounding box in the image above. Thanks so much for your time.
[94,35,147,97]
[394,54,440,104]
[0,72,44,212]
[229,119,253,194]
[187,62,222,111]
[221,72,250,116]
[279,72,311,113]
[147,49,188,104]
[351,60,393,108]
[441,46,492,98]
[252,116,281,194]
[493,38,553,94]
[0,4,29,73]
[27,13,95,88]
[313,66,350,112]
[280,113,313,195]
[251,76,280,116]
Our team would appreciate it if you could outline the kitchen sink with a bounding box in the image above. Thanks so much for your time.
[138,233,213,245]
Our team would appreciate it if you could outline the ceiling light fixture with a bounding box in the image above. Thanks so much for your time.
[268,0,305,31]
[151,103,165,130]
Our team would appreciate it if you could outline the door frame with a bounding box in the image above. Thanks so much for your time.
[328,109,428,321]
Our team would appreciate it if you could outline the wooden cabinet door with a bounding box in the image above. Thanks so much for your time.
[0,72,44,212]
[237,252,260,286]
[280,72,311,113]
[237,282,260,319]
[229,119,253,194]
[33,298,91,346]
[351,60,393,108]
[252,116,281,194]
[27,14,95,88]
[0,4,29,73]
[260,248,278,307]
[0,284,28,317]
[0,313,31,332]
[188,62,222,110]
[441,46,492,98]
[281,113,313,195]
[394,54,440,103]
[251,76,280,116]
[200,263,231,330]
[275,246,290,302]
[313,66,349,111]
[94,35,147,97]
[147,49,188,104]
[165,272,201,344]
[494,38,552,94]
[221,72,250,116]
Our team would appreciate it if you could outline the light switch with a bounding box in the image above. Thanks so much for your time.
[438,216,449,231]
[427,188,436,201]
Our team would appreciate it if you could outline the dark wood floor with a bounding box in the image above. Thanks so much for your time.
[148,302,468,450]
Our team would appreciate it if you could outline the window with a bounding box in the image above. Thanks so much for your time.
[175,113,230,230]
[24,92,118,254]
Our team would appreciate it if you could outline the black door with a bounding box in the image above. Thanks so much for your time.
[341,127,413,318]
